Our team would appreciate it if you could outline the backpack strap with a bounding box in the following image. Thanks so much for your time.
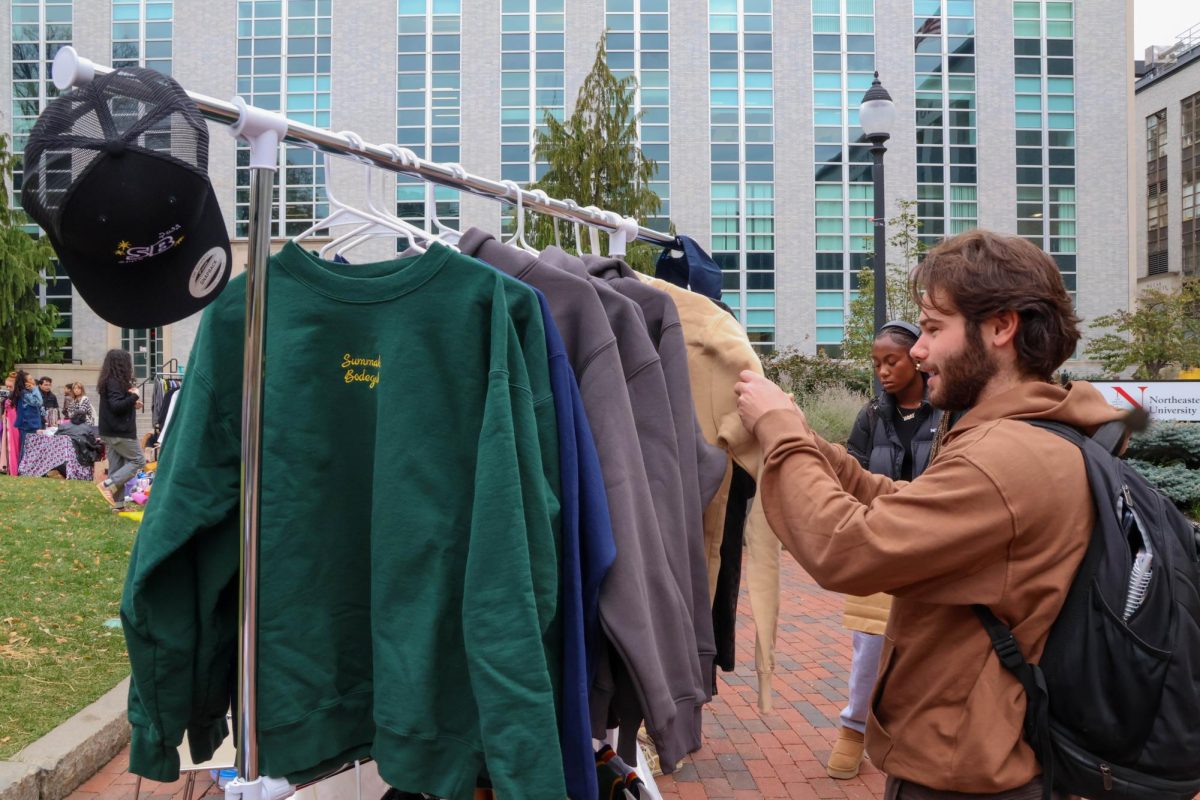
[972,605,1055,800]
[1024,417,1126,456]
[1091,419,1127,456]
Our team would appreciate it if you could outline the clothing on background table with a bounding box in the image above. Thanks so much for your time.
[18,430,96,480]
[122,242,566,800]
[635,273,782,712]
[56,421,103,467]
[460,230,702,774]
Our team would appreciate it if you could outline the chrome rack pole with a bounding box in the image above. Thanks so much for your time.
[51,46,677,250]
[235,165,275,782]
[228,100,289,788]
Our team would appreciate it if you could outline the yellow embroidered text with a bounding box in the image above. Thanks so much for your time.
[341,353,381,389]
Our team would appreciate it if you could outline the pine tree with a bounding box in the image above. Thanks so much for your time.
[529,35,666,273]
[842,199,927,362]
[0,133,60,374]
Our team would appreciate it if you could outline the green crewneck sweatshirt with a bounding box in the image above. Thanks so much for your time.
[120,242,565,800]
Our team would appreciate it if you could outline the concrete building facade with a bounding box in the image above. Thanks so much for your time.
[1134,25,1200,294]
[4,0,1132,374]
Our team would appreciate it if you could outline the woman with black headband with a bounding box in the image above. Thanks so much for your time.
[827,320,945,780]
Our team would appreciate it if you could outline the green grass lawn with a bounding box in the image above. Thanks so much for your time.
[0,475,138,759]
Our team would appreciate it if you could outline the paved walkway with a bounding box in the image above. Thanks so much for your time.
[68,556,882,800]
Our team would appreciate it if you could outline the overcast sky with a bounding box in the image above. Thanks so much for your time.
[1134,0,1200,56]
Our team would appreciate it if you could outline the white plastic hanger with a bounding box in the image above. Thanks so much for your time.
[334,144,430,256]
[322,137,432,258]
[526,188,553,252]
[501,179,539,255]
[582,205,604,255]
[563,198,584,255]
[424,162,465,246]
[290,132,380,246]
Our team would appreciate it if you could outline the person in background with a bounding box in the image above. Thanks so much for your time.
[827,320,943,780]
[38,376,58,426]
[2,372,18,474]
[96,349,144,509]
[13,370,43,471]
[63,382,96,426]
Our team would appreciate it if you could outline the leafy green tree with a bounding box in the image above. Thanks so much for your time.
[0,133,60,374]
[842,199,927,362]
[1085,278,1200,379]
[529,35,666,273]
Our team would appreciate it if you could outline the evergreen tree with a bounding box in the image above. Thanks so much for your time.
[1086,278,1200,379]
[842,200,927,362]
[529,35,666,273]
[0,133,60,374]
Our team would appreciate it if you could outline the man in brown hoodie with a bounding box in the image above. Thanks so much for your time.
[734,230,1123,799]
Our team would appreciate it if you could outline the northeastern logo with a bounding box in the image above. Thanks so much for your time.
[115,224,184,264]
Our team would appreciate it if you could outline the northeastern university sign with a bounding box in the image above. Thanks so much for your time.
[1090,381,1200,421]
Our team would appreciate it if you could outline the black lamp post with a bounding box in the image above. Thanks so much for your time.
[860,72,896,337]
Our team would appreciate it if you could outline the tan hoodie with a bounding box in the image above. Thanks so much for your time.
[637,274,784,711]
[752,381,1124,793]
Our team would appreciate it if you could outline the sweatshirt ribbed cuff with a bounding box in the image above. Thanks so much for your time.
[128,724,181,783]
[757,670,774,713]
[187,716,229,767]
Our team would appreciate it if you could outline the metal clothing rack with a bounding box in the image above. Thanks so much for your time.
[53,46,678,800]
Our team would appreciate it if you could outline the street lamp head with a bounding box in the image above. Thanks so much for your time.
[860,71,895,142]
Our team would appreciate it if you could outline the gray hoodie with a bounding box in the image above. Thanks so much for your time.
[458,230,702,769]
[582,254,727,698]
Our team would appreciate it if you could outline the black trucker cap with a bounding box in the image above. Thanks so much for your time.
[20,66,231,328]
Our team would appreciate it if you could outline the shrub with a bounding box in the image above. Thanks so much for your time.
[1125,459,1200,511]
[804,385,870,445]
[760,347,872,402]
[1124,423,1200,470]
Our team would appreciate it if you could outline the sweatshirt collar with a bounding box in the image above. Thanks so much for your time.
[275,240,447,302]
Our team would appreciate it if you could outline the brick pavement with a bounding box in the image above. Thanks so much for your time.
[67,556,881,800]
[654,556,883,800]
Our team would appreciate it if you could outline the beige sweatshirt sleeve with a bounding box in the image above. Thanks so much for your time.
[697,312,783,713]
[641,275,784,712]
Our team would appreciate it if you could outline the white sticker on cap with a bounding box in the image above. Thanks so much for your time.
[189,247,228,299]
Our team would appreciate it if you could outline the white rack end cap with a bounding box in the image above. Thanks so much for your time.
[229,97,290,170]
[52,46,94,90]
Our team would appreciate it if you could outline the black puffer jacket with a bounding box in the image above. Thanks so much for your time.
[845,391,942,480]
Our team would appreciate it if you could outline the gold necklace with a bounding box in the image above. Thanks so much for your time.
[898,407,919,422]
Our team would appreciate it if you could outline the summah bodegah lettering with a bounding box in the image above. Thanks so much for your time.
[341,353,381,389]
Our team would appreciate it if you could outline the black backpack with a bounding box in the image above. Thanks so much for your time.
[973,419,1200,800]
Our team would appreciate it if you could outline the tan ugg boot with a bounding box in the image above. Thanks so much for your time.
[826,726,866,779]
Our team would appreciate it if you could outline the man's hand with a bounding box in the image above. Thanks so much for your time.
[734,371,803,433]
[135,400,144,410]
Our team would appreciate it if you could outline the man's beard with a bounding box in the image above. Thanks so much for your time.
[930,324,998,412]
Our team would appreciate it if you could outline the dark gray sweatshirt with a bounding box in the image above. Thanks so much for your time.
[458,230,702,769]
[581,254,726,697]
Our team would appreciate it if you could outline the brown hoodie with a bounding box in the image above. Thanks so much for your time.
[752,381,1124,793]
